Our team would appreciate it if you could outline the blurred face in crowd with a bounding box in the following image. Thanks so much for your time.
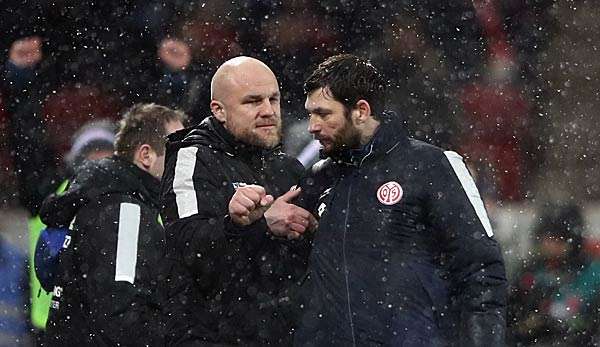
[147,120,184,179]
[210,57,282,149]
[306,87,361,156]
[540,235,572,260]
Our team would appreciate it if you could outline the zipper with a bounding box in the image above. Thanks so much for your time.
[342,182,356,346]
[342,143,375,346]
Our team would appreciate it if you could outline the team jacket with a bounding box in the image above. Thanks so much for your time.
[294,112,508,346]
[39,156,165,346]
[159,117,307,345]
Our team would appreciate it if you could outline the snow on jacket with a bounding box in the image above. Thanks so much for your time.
[159,117,308,345]
[294,112,508,346]
[39,156,165,346]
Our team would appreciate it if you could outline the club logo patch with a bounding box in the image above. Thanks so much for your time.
[377,181,403,205]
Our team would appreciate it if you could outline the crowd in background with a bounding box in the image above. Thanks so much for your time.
[2,0,600,345]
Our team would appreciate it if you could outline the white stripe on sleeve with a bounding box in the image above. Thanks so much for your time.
[443,151,494,237]
[297,140,321,167]
[115,203,141,284]
[173,147,199,218]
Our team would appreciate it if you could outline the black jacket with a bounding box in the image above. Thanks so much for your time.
[159,117,307,345]
[294,112,507,346]
[39,156,165,346]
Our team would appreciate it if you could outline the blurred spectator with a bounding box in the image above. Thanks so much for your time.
[508,203,600,346]
[369,15,460,150]
[259,1,341,158]
[458,66,531,202]
[27,119,116,334]
[532,1,600,201]
[156,35,215,123]
[1,35,61,215]
[174,2,244,123]
[457,0,533,202]
[1,3,207,213]
[0,233,30,346]
[260,1,340,117]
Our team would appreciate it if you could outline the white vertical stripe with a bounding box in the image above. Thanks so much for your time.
[443,151,494,237]
[297,140,321,167]
[115,203,141,284]
[173,147,199,218]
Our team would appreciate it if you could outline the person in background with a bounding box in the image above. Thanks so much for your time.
[1,36,60,216]
[508,203,600,346]
[28,119,116,336]
[38,103,185,346]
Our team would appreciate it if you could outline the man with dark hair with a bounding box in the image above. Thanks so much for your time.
[160,56,316,345]
[293,54,508,346]
[38,103,185,346]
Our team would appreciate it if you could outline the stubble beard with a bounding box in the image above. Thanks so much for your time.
[240,125,282,149]
[323,114,362,157]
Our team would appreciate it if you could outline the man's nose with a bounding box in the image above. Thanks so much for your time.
[258,99,276,117]
[308,116,321,134]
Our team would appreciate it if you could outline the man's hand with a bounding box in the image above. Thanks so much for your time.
[9,36,42,68]
[158,38,191,71]
[264,188,318,239]
[229,185,274,226]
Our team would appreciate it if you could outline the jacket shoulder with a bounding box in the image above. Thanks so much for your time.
[405,138,463,165]
[407,138,445,156]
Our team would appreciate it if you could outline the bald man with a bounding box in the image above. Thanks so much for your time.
[160,56,316,346]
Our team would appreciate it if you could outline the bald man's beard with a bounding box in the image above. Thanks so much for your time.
[236,123,282,149]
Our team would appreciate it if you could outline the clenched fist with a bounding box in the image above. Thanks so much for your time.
[228,185,274,226]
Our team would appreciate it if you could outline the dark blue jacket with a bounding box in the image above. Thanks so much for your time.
[294,112,507,346]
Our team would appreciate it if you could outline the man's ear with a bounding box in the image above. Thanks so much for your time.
[354,99,372,125]
[210,100,226,123]
[135,144,154,170]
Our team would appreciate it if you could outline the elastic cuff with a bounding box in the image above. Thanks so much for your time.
[223,215,268,238]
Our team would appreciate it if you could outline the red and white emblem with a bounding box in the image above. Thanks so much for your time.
[377,181,403,205]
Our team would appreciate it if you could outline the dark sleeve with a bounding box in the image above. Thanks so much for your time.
[426,150,507,346]
[153,69,190,109]
[294,158,335,214]
[76,198,163,346]
[160,146,272,274]
[40,162,99,227]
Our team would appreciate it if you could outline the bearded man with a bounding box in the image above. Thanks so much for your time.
[159,56,316,346]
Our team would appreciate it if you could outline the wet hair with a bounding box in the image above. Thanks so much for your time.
[304,54,387,119]
[115,103,186,160]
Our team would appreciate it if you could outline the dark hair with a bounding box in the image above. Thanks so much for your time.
[304,54,387,118]
[115,103,186,160]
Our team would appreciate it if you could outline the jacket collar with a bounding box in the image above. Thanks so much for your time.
[208,117,278,157]
[109,156,161,208]
[168,116,283,159]
[332,111,409,167]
